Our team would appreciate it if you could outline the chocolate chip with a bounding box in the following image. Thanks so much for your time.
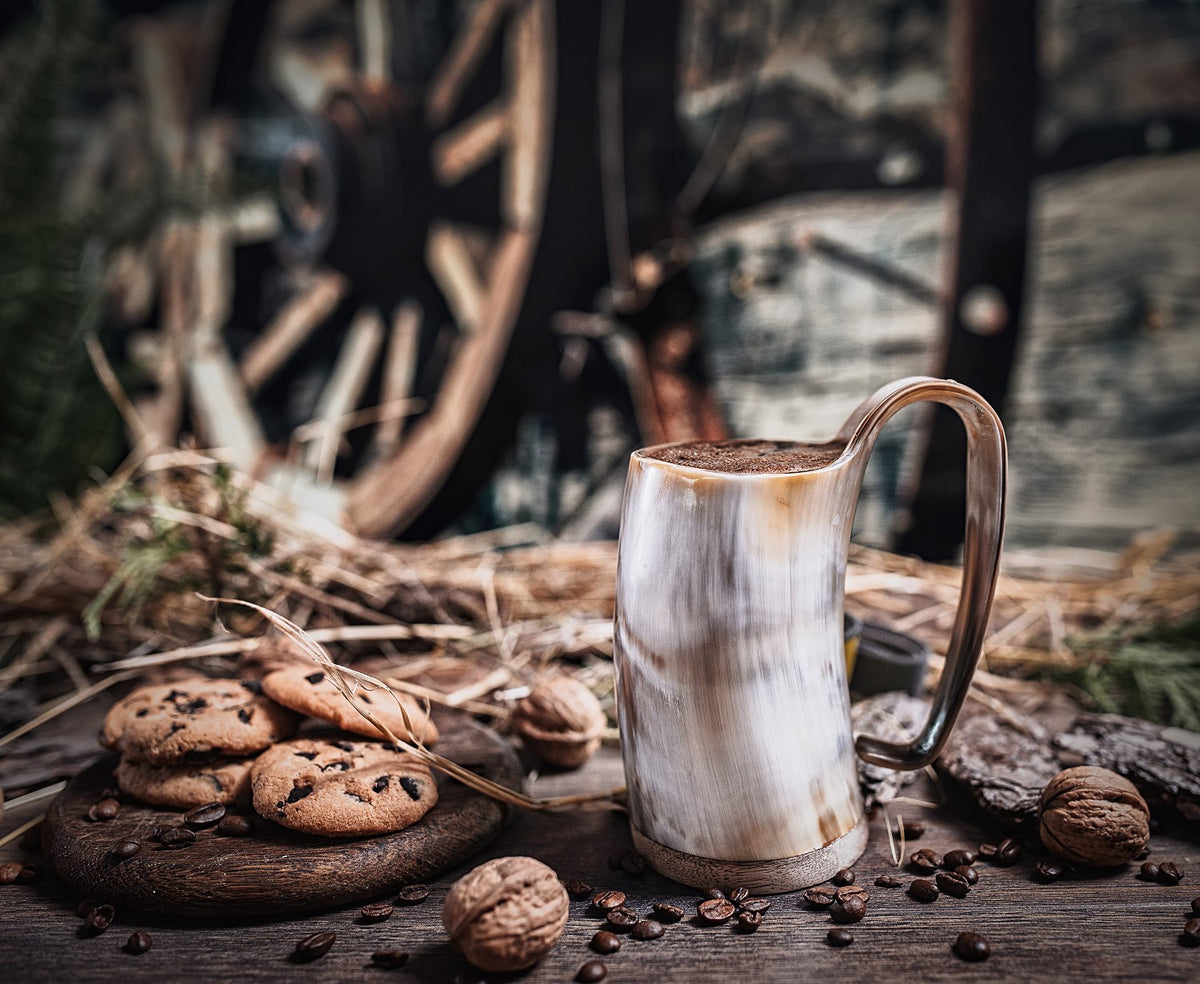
[239,679,263,694]
[305,672,325,685]
[399,776,421,800]
[237,708,253,724]
[373,775,390,792]
[285,785,313,804]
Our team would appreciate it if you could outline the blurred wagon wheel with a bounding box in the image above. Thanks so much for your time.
[93,0,555,539]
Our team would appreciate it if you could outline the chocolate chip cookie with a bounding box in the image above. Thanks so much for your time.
[261,666,439,744]
[101,679,298,765]
[115,755,253,808]
[250,738,438,837]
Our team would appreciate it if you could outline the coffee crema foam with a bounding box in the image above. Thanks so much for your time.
[641,438,847,475]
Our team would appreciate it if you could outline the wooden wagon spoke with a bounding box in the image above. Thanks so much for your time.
[432,99,510,186]
[356,0,392,87]
[129,20,190,174]
[372,300,423,459]
[227,193,281,243]
[240,271,349,393]
[503,0,553,230]
[426,0,513,128]
[426,221,489,332]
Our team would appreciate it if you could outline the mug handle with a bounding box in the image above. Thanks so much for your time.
[836,377,1007,771]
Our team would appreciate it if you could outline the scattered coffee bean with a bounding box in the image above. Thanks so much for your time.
[564,879,593,900]
[1137,846,1152,860]
[978,843,998,859]
[832,868,856,886]
[76,898,103,918]
[15,863,41,884]
[697,898,737,924]
[703,887,726,900]
[183,802,226,829]
[83,904,116,935]
[159,826,196,849]
[651,902,685,923]
[0,861,24,884]
[1158,862,1184,886]
[875,874,902,888]
[592,890,626,912]
[826,927,854,948]
[994,838,1022,866]
[293,930,336,962]
[803,886,837,909]
[1139,861,1160,881]
[1192,897,1200,915]
[953,931,991,962]
[835,885,869,904]
[147,826,169,844]
[955,865,979,886]
[935,871,971,898]
[1182,918,1200,948]
[360,902,393,922]
[87,798,121,822]
[903,820,927,840]
[576,960,607,983]
[728,886,750,904]
[943,849,975,869]
[605,906,639,931]
[395,883,430,905]
[1033,860,1066,884]
[619,850,646,877]
[100,786,122,801]
[124,931,152,955]
[739,897,772,914]
[907,879,939,903]
[590,930,621,954]
[370,951,409,969]
[107,840,142,863]
[910,848,942,873]
[631,919,665,940]
[217,815,254,837]
[830,897,867,924]
[737,911,763,933]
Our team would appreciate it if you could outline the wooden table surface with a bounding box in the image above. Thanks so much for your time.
[2,734,1197,983]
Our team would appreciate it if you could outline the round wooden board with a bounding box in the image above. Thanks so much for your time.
[42,713,522,920]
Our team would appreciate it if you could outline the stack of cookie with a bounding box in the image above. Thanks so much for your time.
[101,668,441,838]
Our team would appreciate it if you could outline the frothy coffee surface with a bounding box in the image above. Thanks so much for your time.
[642,438,847,474]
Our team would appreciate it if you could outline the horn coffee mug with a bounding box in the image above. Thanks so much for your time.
[612,377,1006,892]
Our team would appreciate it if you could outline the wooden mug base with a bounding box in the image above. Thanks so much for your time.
[631,815,869,894]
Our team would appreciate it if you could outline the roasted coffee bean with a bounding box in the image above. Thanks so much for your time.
[124,931,152,955]
[826,927,854,948]
[100,786,122,801]
[803,886,837,909]
[15,863,41,884]
[0,861,24,884]
[909,848,942,873]
[830,897,867,924]
[631,919,665,940]
[935,872,971,898]
[592,889,626,912]
[739,897,772,914]
[1158,862,1184,886]
[978,842,998,859]
[395,883,430,905]
[605,906,639,931]
[107,839,142,862]
[652,901,686,923]
[590,930,622,954]
[75,898,102,918]
[1181,918,1200,948]
[703,887,726,900]
[1139,862,1160,881]
[737,911,763,933]
[619,850,646,877]
[147,826,168,843]
[217,815,254,837]
[874,874,902,888]
[955,865,979,886]
[370,951,409,969]
[183,802,226,829]
[1033,860,1066,884]
[832,868,856,886]
[907,878,939,903]
[835,885,869,905]
[943,849,975,869]
[1192,897,1200,915]
[159,826,196,849]
[953,931,991,962]
[293,930,336,962]
[87,798,121,822]
[728,886,750,903]
[576,960,607,983]
[564,879,593,900]
[904,820,927,839]
[83,904,116,935]
[360,902,393,922]
[994,838,1022,866]
[697,898,737,924]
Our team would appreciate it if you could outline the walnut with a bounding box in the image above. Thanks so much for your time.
[1038,766,1150,867]
[441,856,569,972]
[512,676,606,769]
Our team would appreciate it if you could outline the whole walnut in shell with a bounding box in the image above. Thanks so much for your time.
[1038,766,1150,867]
[512,676,606,768]
[441,856,569,972]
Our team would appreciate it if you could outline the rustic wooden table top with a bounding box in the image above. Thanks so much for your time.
[2,734,1197,983]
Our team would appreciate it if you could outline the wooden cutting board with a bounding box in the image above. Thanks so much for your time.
[41,712,522,919]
